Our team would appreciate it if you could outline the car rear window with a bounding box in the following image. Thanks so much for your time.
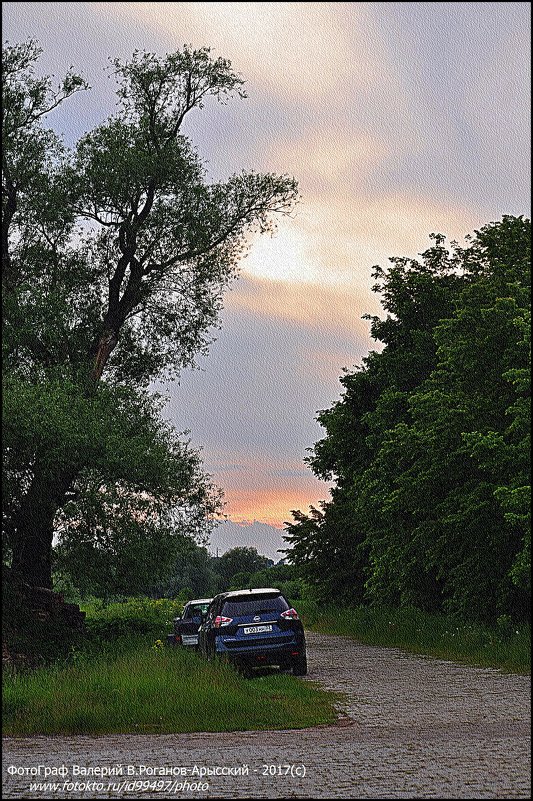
[184,603,209,618]
[221,594,289,617]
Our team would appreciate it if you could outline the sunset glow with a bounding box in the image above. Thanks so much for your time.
[223,492,315,531]
[243,223,321,285]
[5,2,529,546]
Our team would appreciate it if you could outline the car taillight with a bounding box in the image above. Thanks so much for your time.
[280,608,299,620]
[213,616,233,628]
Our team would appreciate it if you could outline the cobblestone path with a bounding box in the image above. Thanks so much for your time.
[3,632,531,798]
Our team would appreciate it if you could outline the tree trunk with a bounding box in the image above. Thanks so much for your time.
[10,462,77,589]
[10,330,121,590]
[90,329,118,382]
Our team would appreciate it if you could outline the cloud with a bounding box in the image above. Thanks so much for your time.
[5,0,529,535]
[162,283,370,455]
[365,2,531,215]
[162,187,483,528]
[240,190,484,298]
[209,519,290,561]
[201,448,330,527]
[190,438,329,527]
[312,192,482,269]
[218,485,326,531]
[103,2,380,103]
[461,20,531,208]
[264,131,391,194]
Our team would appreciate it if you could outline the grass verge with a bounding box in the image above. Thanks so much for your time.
[297,601,530,674]
[3,598,339,735]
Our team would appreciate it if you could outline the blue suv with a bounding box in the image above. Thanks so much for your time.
[198,588,307,676]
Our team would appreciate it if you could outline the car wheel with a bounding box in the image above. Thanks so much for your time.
[292,652,307,676]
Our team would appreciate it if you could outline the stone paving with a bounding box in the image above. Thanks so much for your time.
[3,632,531,798]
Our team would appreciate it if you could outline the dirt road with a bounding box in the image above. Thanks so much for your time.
[3,632,531,798]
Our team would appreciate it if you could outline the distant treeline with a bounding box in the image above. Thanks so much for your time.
[284,216,531,623]
[53,543,279,603]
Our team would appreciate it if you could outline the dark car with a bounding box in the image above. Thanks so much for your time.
[198,588,307,676]
[166,598,212,648]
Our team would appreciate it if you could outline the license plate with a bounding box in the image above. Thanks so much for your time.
[243,625,272,634]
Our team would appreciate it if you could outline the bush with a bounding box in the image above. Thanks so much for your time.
[82,597,181,642]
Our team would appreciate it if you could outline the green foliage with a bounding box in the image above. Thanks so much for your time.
[3,41,298,386]
[51,571,83,604]
[81,596,180,641]
[145,540,221,600]
[2,567,86,667]
[227,562,308,601]
[297,601,530,674]
[2,641,336,735]
[287,217,531,624]
[3,374,222,593]
[2,41,87,256]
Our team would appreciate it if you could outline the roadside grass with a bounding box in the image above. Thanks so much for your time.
[2,597,339,736]
[296,601,531,674]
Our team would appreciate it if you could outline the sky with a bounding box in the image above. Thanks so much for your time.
[3,2,531,561]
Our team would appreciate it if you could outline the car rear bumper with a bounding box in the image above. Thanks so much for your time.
[215,635,305,665]
[167,632,199,646]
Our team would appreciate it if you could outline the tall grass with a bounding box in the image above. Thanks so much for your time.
[3,598,338,735]
[297,601,530,674]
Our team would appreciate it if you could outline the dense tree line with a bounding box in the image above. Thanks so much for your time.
[285,217,530,623]
[2,41,297,594]
[54,541,279,602]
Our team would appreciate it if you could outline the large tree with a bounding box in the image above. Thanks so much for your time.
[286,232,469,605]
[286,217,531,622]
[2,41,298,589]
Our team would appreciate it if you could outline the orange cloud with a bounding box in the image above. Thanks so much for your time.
[224,485,328,530]
[206,451,331,528]
[263,130,391,192]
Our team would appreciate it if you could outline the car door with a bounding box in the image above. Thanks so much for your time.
[178,604,203,643]
[173,604,188,636]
